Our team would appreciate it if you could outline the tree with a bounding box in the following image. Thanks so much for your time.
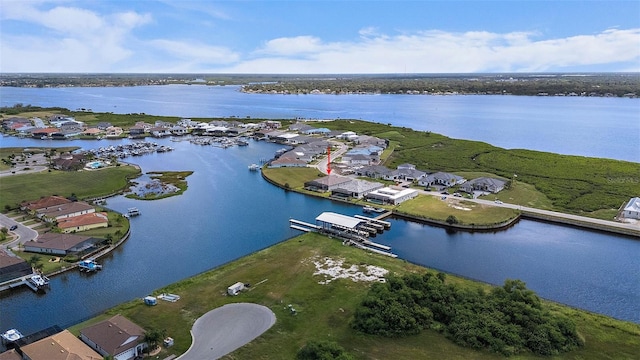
[143,328,166,354]
[296,340,354,360]
[445,215,459,224]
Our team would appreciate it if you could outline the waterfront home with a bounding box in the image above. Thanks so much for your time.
[149,126,171,137]
[57,212,109,233]
[394,167,427,182]
[79,315,147,360]
[20,329,102,360]
[331,179,384,200]
[355,165,395,180]
[0,249,32,284]
[365,187,419,205]
[268,157,308,168]
[459,177,507,194]
[21,195,72,213]
[23,233,100,255]
[419,172,467,188]
[29,127,58,139]
[621,197,640,219]
[82,128,103,136]
[304,175,353,192]
[52,152,86,171]
[96,122,113,130]
[105,126,123,138]
[1,116,31,131]
[36,201,95,222]
[128,124,146,136]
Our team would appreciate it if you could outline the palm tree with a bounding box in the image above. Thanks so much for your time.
[143,328,167,354]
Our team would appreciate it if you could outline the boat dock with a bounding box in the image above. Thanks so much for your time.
[289,212,397,258]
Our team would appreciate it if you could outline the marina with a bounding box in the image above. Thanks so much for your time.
[289,212,397,258]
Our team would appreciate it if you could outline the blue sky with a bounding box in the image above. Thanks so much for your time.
[1,0,639,73]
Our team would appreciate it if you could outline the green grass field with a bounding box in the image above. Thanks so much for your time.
[0,165,140,210]
[68,233,640,360]
[261,166,323,189]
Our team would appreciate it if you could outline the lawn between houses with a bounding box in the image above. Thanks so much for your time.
[68,232,640,360]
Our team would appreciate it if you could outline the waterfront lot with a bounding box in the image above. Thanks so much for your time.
[68,232,640,359]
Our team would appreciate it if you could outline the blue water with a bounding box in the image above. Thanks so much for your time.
[1,85,638,162]
[0,87,639,334]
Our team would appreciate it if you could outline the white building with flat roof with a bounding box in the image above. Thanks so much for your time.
[365,187,418,205]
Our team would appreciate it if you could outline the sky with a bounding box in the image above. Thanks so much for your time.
[1,0,639,74]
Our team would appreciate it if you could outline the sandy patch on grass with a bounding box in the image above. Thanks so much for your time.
[312,257,388,285]
[449,204,472,211]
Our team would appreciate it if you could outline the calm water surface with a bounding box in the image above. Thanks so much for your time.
[1,85,638,162]
[0,138,638,335]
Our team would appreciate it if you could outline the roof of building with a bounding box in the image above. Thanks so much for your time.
[368,187,419,200]
[624,197,640,212]
[57,212,108,230]
[20,330,102,360]
[0,249,28,269]
[333,179,383,194]
[306,175,352,187]
[24,233,93,251]
[316,212,363,229]
[0,349,21,360]
[22,196,72,211]
[466,177,506,187]
[80,315,144,356]
[36,201,94,218]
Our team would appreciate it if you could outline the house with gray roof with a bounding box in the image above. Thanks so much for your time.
[621,197,640,220]
[331,179,384,199]
[419,172,466,188]
[0,249,32,284]
[36,201,95,222]
[355,165,395,180]
[304,175,352,192]
[23,233,100,255]
[459,177,506,194]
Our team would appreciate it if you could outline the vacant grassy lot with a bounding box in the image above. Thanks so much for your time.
[261,166,323,189]
[396,194,519,226]
[0,165,140,210]
[68,233,640,360]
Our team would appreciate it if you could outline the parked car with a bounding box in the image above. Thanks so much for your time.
[9,225,18,231]
[495,200,503,204]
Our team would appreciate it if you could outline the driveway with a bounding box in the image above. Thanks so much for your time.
[178,303,276,360]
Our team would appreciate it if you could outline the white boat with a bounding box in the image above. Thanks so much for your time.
[363,205,385,213]
[26,274,50,292]
[1,328,23,345]
[79,259,102,272]
[127,207,141,217]
[248,164,260,171]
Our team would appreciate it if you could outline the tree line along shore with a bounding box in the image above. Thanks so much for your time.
[1,73,639,97]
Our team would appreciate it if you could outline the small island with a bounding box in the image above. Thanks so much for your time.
[126,171,193,200]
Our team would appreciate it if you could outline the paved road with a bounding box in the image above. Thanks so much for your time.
[178,303,276,360]
[0,213,38,250]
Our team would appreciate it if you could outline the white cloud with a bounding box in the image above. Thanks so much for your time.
[222,28,640,73]
[149,39,239,64]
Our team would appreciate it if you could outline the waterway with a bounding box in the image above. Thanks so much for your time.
[1,85,638,162]
[0,137,638,335]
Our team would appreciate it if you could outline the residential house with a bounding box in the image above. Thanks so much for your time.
[20,330,102,360]
[355,165,395,180]
[23,233,100,255]
[170,125,188,136]
[149,126,171,137]
[22,196,72,212]
[96,122,113,130]
[339,131,358,141]
[36,201,95,222]
[345,153,372,166]
[1,117,31,131]
[621,197,640,219]
[80,315,147,360]
[52,152,85,171]
[331,179,384,199]
[0,249,32,284]
[57,212,109,233]
[365,187,419,205]
[394,167,427,182]
[83,128,103,136]
[304,127,331,136]
[105,126,124,138]
[128,124,146,136]
[289,122,314,133]
[419,172,466,188]
[459,177,507,194]
[304,175,353,192]
[30,128,58,139]
[354,135,387,148]
[268,157,308,168]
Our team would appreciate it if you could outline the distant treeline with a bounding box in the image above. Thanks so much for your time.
[242,74,640,97]
[1,73,638,97]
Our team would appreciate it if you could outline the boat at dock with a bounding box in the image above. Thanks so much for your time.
[25,274,49,292]
[78,259,102,272]
[248,163,260,171]
[363,205,385,213]
[1,328,23,347]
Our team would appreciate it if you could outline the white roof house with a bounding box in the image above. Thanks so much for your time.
[365,187,419,205]
[622,197,640,219]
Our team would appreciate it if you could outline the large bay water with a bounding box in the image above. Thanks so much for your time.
[1,85,638,162]
[0,86,638,334]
